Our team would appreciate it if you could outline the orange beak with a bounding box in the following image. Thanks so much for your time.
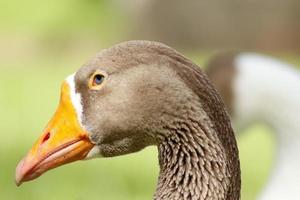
[15,81,94,186]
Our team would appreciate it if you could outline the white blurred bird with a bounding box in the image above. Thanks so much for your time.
[206,52,300,200]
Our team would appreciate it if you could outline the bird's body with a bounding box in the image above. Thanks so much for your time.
[16,41,240,200]
[207,52,300,200]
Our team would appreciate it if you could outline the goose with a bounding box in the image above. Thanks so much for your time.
[15,41,240,200]
[206,52,300,200]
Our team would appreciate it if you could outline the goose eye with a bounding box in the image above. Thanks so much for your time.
[89,71,107,90]
[93,74,105,86]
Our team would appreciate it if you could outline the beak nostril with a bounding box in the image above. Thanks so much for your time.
[42,132,51,144]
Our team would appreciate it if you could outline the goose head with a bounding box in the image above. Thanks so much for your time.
[16,41,240,199]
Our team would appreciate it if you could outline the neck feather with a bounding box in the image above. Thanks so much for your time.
[154,117,232,200]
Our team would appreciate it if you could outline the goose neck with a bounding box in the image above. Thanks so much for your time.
[154,120,231,200]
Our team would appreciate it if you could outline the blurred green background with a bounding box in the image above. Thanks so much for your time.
[1,0,300,199]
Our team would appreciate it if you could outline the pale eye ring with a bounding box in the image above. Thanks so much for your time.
[89,71,107,90]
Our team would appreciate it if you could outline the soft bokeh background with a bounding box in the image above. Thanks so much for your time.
[1,0,299,199]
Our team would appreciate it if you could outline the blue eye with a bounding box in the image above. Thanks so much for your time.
[93,74,105,86]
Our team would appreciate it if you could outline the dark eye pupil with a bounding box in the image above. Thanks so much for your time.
[94,74,104,85]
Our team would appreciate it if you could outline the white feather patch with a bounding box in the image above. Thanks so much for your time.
[85,146,102,160]
[66,73,103,159]
[66,73,83,127]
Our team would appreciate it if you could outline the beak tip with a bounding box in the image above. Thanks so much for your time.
[15,178,22,187]
[15,158,25,187]
[15,171,24,187]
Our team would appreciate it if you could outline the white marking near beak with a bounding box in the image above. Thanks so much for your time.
[66,73,83,127]
[85,146,102,159]
[66,73,103,159]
